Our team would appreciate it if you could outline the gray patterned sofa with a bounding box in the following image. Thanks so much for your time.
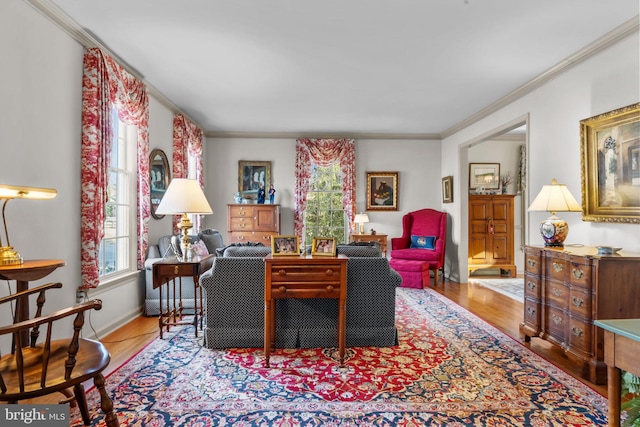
[200,244,401,349]
[143,229,224,316]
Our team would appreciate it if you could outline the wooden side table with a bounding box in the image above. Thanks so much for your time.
[0,259,66,346]
[152,254,214,339]
[594,319,640,427]
[264,254,348,368]
[350,233,387,256]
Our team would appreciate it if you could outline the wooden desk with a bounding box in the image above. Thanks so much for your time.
[594,319,640,427]
[0,259,66,345]
[152,255,214,339]
[351,233,387,256]
[264,254,348,368]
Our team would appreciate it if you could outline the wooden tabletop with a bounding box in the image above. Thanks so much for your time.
[0,259,66,281]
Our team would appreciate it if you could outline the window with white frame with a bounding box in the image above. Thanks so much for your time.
[98,107,137,279]
[304,163,347,244]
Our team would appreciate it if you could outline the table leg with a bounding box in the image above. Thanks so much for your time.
[608,365,621,427]
[158,282,164,339]
[338,297,346,367]
[264,299,272,367]
[192,274,198,337]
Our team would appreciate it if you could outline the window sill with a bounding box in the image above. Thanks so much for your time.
[89,270,141,296]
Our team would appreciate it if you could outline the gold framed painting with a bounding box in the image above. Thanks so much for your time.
[580,103,640,223]
[311,237,337,256]
[366,171,398,211]
[238,160,271,200]
[271,235,299,256]
[442,176,453,203]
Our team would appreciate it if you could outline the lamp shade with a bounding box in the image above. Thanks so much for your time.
[528,179,581,247]
[354,213,370,224]
[528,179,581,214]
[155,179,212,215]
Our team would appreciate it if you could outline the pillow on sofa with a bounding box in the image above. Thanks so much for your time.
[410,235,436,250]
[192,240,209,256]
[198,229,224,255]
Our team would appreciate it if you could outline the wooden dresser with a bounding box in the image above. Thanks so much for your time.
[468,194,516,277]
[520,245,640,384]
[227,204,280,244]
[351,233,388,256]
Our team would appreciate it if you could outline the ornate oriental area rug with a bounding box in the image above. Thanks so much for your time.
[72,288,607,426]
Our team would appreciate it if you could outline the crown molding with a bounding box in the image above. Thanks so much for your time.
[441,16,639,139]
[204,131,441,140]
[25,0,203,129]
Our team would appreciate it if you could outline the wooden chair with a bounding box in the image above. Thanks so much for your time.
[0,282,119,427]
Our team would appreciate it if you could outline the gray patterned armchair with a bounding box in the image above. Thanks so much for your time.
[200,245,401,349]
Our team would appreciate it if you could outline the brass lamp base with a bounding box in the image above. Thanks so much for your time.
[177,213,194,261]
[0,246,23,265]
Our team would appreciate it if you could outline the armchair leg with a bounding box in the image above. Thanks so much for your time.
[73,383,90,425]
[94,373,120,427]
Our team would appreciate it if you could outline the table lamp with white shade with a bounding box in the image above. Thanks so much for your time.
[528,178,582,247]
[354,213,370,235]
[155,178,213,260]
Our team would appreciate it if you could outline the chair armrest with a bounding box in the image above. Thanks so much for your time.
[391,236,410,250]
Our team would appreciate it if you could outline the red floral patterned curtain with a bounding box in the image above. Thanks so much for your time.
[80,48,149,289]
[294,139,356,249]
[172,114,204,232]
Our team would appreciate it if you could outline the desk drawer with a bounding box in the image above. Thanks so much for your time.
[269,264,343,283]
[155,263,196,278]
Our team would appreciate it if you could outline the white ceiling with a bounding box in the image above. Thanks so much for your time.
[31,0,638,137]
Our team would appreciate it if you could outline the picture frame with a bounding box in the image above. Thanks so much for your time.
[366,171,399,211]
[311,237,337,256]
[271,235,300,256]
[442,176,453,203]
[238,160,271,200]
[580,103,640,224]
[469,163,500,191]
[149,148,171,219]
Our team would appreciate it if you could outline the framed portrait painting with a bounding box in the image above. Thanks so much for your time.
[580,103,640,223]
[366,171,398,211]
[238,160,271,200]
[442,176,453,203]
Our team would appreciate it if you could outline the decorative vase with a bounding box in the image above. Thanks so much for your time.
[234,192,242,204]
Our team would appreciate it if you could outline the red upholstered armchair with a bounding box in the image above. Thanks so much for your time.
[390,208,447,287]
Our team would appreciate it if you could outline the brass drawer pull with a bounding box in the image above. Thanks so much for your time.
[527,259,536,267]
[552,262,563,273]
[278,286,286,293]
[174,266,179,274]
[572,296,584,307]
[571,327,583,337]
[278,269,287,276]
[526,307,536,316]
[552,314,563,325]
[552,287,563,297]
[326,285,334,292]
[527,281,536,290]
[572,268,584,279]
[325,269,334,276]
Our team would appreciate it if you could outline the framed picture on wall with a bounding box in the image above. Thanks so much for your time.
[442,176,453,203]
[366,171,399,211]
[580,102,640,223]
[238,160,271,200]
[469,163,500,190]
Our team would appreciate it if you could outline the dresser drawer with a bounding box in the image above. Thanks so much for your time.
[229,205,254,217]
[228,231,274,243]
[546,254,567,282]
[523,297,541,330]
[524,247,542,275]
[544,305,567,345]
[524,274,541,299]
[567,260,591,290]
[545,281,569,309]
[568,316,592,357]
[229,217,253,231]
[269,263,343,283]
[568,287,591,319]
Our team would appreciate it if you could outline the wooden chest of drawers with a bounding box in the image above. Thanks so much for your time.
[350,233,388,256]
[520,245,640,384]
[227,204,280,244]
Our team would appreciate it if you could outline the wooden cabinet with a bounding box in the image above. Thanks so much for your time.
[468,194,516,277]
[520,245,640,385]
[350,233,387,256]
[227,204,280,244]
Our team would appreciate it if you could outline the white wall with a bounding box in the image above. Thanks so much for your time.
[443,31,640,282]
[0,2,178,341]
[202,137,443,252]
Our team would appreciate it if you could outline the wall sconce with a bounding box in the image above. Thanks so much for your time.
[528,178,582,246]
[155,179,213,260]
[0,184,58,265]
[354,213,370,235]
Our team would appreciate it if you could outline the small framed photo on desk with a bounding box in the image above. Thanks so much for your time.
[271,235,299,256]
[311,237,337,256]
